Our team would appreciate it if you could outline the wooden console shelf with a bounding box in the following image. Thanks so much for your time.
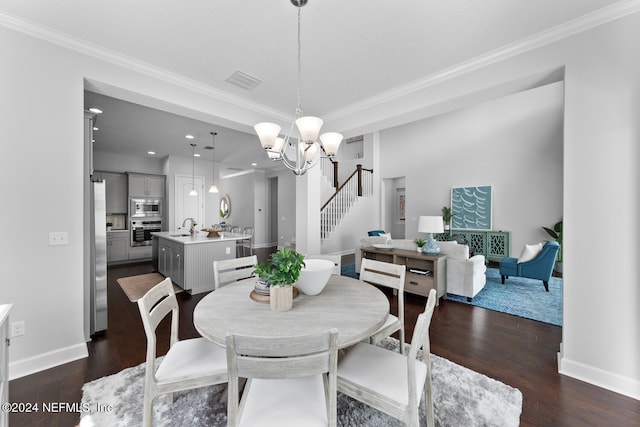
[360,247,446,304]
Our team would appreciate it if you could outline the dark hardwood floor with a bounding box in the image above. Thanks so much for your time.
[9,252,639,426]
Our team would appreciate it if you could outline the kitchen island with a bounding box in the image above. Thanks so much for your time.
[152,231,251,294]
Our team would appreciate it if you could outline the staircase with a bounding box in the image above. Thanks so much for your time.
[320,161,373,241]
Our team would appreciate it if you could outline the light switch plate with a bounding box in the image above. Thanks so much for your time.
[49,231,69,246]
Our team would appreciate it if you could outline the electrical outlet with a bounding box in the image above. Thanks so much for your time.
[11,321,25,337]
[225,247,231,254]
[49,231,69,246]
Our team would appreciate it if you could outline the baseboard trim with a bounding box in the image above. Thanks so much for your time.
[9,342,88,380]
[558,353,640,400]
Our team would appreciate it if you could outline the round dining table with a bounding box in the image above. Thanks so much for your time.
[193,274,390,349]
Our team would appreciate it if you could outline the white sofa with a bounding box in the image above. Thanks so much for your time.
[438,241,486,301]
[355,237,486,300]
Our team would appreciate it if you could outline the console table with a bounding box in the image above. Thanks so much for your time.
[360,247,446,304]
[436,230,511,261]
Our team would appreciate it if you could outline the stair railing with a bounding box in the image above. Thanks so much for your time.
[320,164,373,240]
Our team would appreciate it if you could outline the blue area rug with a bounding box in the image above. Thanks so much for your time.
[447,268,563,326]
[342,264,562,326]
[341,263,359,279]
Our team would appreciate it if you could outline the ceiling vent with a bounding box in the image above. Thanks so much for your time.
[225,71,262,91]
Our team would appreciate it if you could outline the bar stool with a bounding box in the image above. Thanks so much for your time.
[240,227,254,256]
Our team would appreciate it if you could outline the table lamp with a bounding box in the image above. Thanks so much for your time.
[418,215,444,255]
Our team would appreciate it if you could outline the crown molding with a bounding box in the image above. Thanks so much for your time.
[0,11,290,123]
[325,0,640,121]
[2,1,639,124]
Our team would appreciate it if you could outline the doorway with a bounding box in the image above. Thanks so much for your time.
[382,177,406,239]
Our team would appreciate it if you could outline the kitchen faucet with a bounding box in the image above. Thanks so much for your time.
[182,217,197,236]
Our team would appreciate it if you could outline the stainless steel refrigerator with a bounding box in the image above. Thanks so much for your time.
[90,180,108,335]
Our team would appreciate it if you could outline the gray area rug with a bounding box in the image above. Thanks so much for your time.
[80,338,522,426]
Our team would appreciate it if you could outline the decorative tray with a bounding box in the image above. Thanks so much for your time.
[201,228,224,238]
[250,287,299,304]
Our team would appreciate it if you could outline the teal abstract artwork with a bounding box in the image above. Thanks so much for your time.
[451,186,492,230]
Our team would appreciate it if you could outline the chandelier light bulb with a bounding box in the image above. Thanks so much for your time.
[295,116,323,142]
[300,141,319,162]
[319,132,344,156]
[254,122,281,149]
[268,137,285,159]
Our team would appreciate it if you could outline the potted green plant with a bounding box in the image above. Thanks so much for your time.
[542,220,563,273]
[442,206,453,231]
[253,248,305,311]
[413,238,426,253]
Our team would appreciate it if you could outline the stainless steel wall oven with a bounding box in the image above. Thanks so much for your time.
[131,219,163,246]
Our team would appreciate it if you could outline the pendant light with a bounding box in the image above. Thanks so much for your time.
[209,132,219,193]
[189,143,198,196]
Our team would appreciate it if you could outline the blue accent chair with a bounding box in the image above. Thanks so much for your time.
[499,241,560,292]
[367,230,386,236]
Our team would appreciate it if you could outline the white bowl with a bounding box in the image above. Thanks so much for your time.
[296,259,334,295]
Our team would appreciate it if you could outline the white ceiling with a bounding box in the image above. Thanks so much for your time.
[0,0,631,172]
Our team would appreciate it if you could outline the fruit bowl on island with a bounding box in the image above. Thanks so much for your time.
[295,258,335,295]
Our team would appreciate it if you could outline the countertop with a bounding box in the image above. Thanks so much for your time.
[152,231,251,245]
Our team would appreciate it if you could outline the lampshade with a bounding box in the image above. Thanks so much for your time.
[209,184,219,193]
[319,132,343,156]
[418,216,444,233]
[267,137,285,159]
[300,141,319,162]
[295,116,323,142]
[254,122,281,149]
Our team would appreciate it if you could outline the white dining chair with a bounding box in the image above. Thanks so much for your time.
[337,288,437,427]
[225,329,339,427]
[213,255,257,290]
[360,258,406,353]
[137,277,228,427]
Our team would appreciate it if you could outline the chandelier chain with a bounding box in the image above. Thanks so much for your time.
[296,6,302,114]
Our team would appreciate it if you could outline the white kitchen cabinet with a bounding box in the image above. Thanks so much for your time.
[107,231,129,264]
[128,173,165,198]
[0,305,11,427]
[94,171,128,213]
[171,245,185,286]
[128,245,152,260]
[103,172,127,213]
[157,240,184,286]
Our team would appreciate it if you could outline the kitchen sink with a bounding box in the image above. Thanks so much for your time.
[169,234,190,237]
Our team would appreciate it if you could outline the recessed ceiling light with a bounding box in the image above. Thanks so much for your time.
[251,163,258,167]
[148,151,156,155]
[194,153,201,157]
[185,134,194,139]
[93,126,99,131]
[89,107,103,114]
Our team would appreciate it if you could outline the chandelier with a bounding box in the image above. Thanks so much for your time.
[254,0,343,176]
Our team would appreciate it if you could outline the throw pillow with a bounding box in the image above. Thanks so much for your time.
[367,230,385,236]
[379,233,392,243]
[517,242,543,263]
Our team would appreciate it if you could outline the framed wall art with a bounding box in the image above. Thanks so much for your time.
[451,186,492,230]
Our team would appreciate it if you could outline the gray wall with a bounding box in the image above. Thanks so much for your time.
[379,82,564,256]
